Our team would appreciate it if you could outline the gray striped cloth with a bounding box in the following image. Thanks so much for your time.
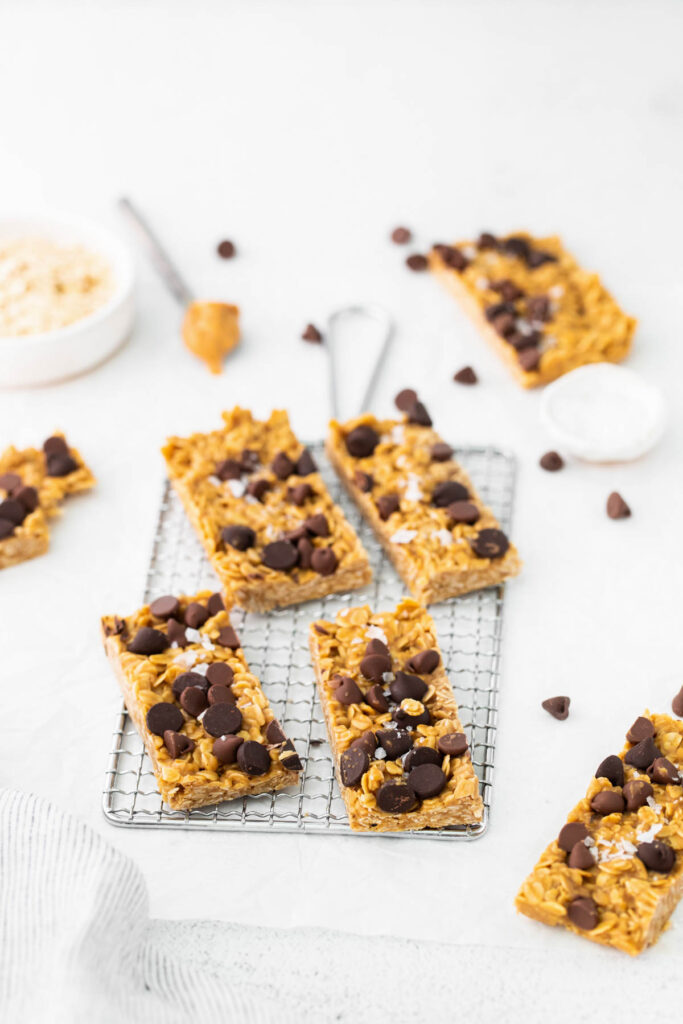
[0,789,291,1024]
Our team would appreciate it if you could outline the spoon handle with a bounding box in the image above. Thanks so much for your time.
[118,197,194,307]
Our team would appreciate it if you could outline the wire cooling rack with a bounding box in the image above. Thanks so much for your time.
[103,443,516,839]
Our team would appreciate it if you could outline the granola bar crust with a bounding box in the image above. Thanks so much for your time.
[309,599,483,832]
[516,712,683,955]
[101,591,300,810]
[326,414,521,604]
[429,232,636,388]
[162,407,372,612]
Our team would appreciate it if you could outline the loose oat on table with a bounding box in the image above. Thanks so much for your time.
[101,590,302,811]
[326,405,521,604]
[516,711,683,954]
[309,598,483,832]
[428,231,636,388]
[162,407,372,612]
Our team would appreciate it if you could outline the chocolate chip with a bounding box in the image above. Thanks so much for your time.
[296,449,318,475]
[284,524,308,543]
[0,472,21,493]
[607,492,631,519]
[622,779,654,811]
[376,780,418,813]
[491,279,524,302]
[241,449,260,473]
[485,301,515,323]
[492,311,516,338]
[217,626,240,649]
[246,478,271,502]
[447,500,479,525]
[302,515,328,540]
[360,653,392,683]
[376,494,400,520]
[567,897,598,930]
[208,684,235,705]
[406,401,432,427]
[301,323,322,343]
[0,499,26,526]
[127,627,168,655]
[0,518,17,541]
[636,840,676,874]
[104,616,125,637]
[404,746,442,772]
[354,470,374,492]
[15,486,38,513]
[539,451,564,472]
[163,731,195,758]
[438,245,469,271]
[647,757,680,785]
[203,703,242,737]
[501,236,531,261]
[673,687,683,718]
[213,735,244,764]
[265,719,287,744]
[558,822,589,853]
[216,458,243,480]
[430,442,453,462]
[568,840,595,870]
[432,480,469,507]
[365,685,389,712]
[311,547,338,576]
[280,740,302,771]
[408,763,446,799]
[542,696,570,721]
[390,671,428,702]
[146,702,183,736]
[180,685,209,718]
[271,451,295,480]
[340,747,369,787]
[333,676,364,705]
[595,755,624,788]
[349,730,378,756]
[517,347,541,372]
[217,239,236,258]
[237,740,271,776]
[345,425,380,458]
[297,536,314,569]
[590,790,625,815]
[477,232,498,249]
[166,619,188,647]
[625,736,661,769]
[391,226,412,244]
[46,452,79,477]
[406,253,428,272]
[394,388,418,412]
[149,595,180,620]
[526,295,551,321]
[405,649,439,675]
[470,528,509,559]
[393,702,430,728]
[626,717,655,744]
[184,602,209,629]
[262,540,298,571]
[207,592,225,616]
[437,733,468,757]
[287,483,313,506]
[43,436,69,456]
[453,366,477,385]
[171,671,208,698]
[365,638,390,657]
[375,728,413,759]
[527,249,556,269]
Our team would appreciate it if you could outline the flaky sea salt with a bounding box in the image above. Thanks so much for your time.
[208,475,222,487]
[475,277,489,290]
[390,528,417,544]
[404,474,422,502]
[432,528,453,546]
[367,625,387,643]
[637,823,662,844]
[227,478,247,498]
[185,627,202,644]
[391,425,405,444]
[173,649,198,668]
[548,284,564,299]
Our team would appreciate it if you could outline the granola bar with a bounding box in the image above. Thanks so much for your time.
[326,408,521,603]
[516,712,683,955]
[309,599,483,832]
[101,589,302,810]
[428,231,636,388]
[162,407,372,612]
[0,434,95,569]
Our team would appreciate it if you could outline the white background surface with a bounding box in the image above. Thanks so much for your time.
[1,0,683,1017]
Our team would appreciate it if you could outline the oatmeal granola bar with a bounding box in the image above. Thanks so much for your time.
[516,712,683,954]
[0,433,95,569]
[162,407,371,612]
[326,407,521,603]
[309,599,483,832]
[428,231,636,388]
[101,590,302,810]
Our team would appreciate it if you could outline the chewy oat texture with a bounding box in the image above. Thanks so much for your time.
[309,599,483,832]
[326,409,521,604]
[101,590,302,811]
[428,231,636,388]
[516,712,683,954]
[0,434,95,570]
[162,407,372,612]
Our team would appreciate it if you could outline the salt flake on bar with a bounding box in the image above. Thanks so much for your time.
[403,474,422,502]
[637,823,662,844]
[390,528,417,544]
[227,478,247,498]
[174,649,198,668]
[366,625,387,644]
[391,425,405,444]
[208,475,222,487]
[185,627,202,644]
[433,528,453,546]
[475,277,489,290]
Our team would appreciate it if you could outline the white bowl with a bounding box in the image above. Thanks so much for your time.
[0,212,135,388]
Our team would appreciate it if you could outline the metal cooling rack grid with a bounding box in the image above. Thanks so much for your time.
[103,443,515,840]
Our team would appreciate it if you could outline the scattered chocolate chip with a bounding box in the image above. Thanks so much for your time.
[404,746,442,772]
[568,840,595,870]
[539,451,564,472]
[590,789,625,815]
[376,728,413,759]
[345,425,380,458]
[166,619,188,647]
[333,675,364,705]
[365,685,389,712]
[492,311,516,338]
[432,480,469,507]
[526,295,551,321]
[470,528,509,559]
[491,278,524,302]
[390,671,428,702]
[527,249,556,269]
[180,685,209,718]
[453,366,477,385]
[184,603,209,629]
[353,470,374,492]
[213,735,244,764]
[447,500,479,525]
[217,626,240,649]
[625,736,661,769]
[626,717,655,744]
[206,662,234,688]
[246,478,271,502]
[0,472,22,493]
[216,458,242,481]
[271,451,295,480]
[637,840,676,874]
[595,755,625,788]
[673,687,683,718]
[391,226,412,244]
[304,513,330,537]
[365,638,390,657]
[648,757,680,785]
[405,649,439,675]
[262,540,298,571]
[217,239,236,258]
[394,388,418,412]
[360,653,392,683]
[502,236,531,261]
[43,436,69,456]
[517,347,541,372]
[127,627,168,656]
[207,592,225,616]
[46,452,79,477]
[437,733,468,757]
[203,703,242,737]
[506,329,541,351]
[477,232,498,250]
[297,536,314,569]
[430,442,453,462]
[485,301,515,323]
[0,517,16,538]
[311,547,338,576]
[408,763,446,799]
[393,703,430,728]
[149,595,180,620]
[0,499,26,526]
[376,494,400,520]
[284,524,308,544]
[280,740,303,771]
[208,684,235,706]
[240,449,260,473]
[567,897,598,930]
[146,702,183,736]
[622,779,654,811]
[406,401,432,427]
[286,483,313,506]
[104,616,126,637]
[265,719,287,745]
[296,449,318,475]
[607,492,631,519]
[302,323,322,343]
[542,696,570,721]
[558,822,589,853]
[406,253,428,272]
[163,731,195,758]
[15,486,38,513]
[237,740,271,776]
[438,245,469,271]
[171,671,208,698]
[340,747,369,787]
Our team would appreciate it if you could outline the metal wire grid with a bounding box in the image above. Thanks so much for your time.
[103,443,516,839]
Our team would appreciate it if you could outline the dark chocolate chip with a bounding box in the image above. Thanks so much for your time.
[404,746,442,772]
[241,449,260,473]
[405,649,440,675]
[345,425,380,458]
[406,253,428,272]
[302,323,322,343]
[526,295,551,321]
[437,733,468,757]
[393,703,431,728]
[262,540,298,571]
[376,494,399,520]
[303,513,330,537]
[166,619,188,647]
[146,702,183,736]
[430,442,453,462]
[216,458,243,481]
[206,662,235,687]
[171,671,208,698]
[287,483,313,506]
[43,436,69,456]
[0,472,22,493]
[568,840,595,870]
[365,685,389,713]
[390,671,428,702]
[207,592,225,616]
[217,626,240,649]
[453,366,477,385]
[46,453,79,477]
[527,249,556,269]
[470,528,509,559]
[607,492,631,519]
[184,602,209,629]
[297,536,314,569]
[271,451,295,480]
[558,822,589,853]
[408,763,446,799]
[333,676,364,705]
[213,735,244,764]
[149,595,180,620]
[438,245,469,271]
[340,747,370,787]
[626,716,655,744]
[0,499,26,526]
[127,627,168,655]
[221,525,257,553]
[375,728,413,759]
[311,547,338,576]
[506,329,541,351]
[265,719,287,744]
[432,480,469,507]
[103,616,125,637]
[595,755,625,788]
[502,236,531,261]
[14,485,38,513]
[349,731,378,756]
[246,478,271,502]
[647,757,680,785]
[163,731,196,758]
[0,517,16,538]
[202,703,242,737]
[491,278,524,302]
[673,687,683,718]
[283,524,308,543]
[296,449,318,475]
[622,779,654,812]
[237,740,271,776]
[492,311,516,338]
[179,685,209,718]
[625,736,661,769]
[360,653,392,684]
[365,638,390,658]
[406,401,432,427]
[637,840,676,874]
[542,696,570,721]
[567,897,598,930]
[217,239,236,258]
[590,790,625,816]
[354,470,374,492]
[539,451,564,472]
[485,301,515,323]
[208,684,235,706]
[517,347,541,372]
[447,500,479,525]
[391,226,412,244]
[477,232,498,249]
[280,740,303,771]
[376,780,418,813]
[395,388,418,412]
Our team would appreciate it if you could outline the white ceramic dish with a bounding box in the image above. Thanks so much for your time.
[0,212,135,388]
